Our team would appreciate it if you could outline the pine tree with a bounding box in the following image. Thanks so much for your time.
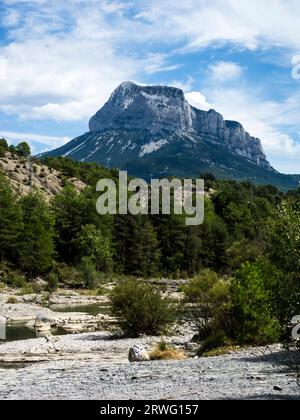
[16,141,31,157]
[0,172,22,262]
[18,193,55,275]
[0,139,9,157]
[114,215,161,277]
[51,184,86,262]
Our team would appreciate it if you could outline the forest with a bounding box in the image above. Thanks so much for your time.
[0,140,300,348]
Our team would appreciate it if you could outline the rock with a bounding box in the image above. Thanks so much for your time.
[273,385,283,392]
[33,277,48,288]
[45,335,59,343]
[128,345,150,363]
[62,323,86,332]
[185,342,199,353]
[34,315,51,331]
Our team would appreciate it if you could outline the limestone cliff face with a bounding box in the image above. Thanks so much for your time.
[89,82,271,170]
[89,82,194,134]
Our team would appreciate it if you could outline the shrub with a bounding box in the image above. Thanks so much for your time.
[79,257,99,289]
[183,270,233,340]
[110,279,176,337]
[56,263,84,288]
[16,142,31,157]
[6,273,27,289]
[19,284,34,295]
[46,272,59,292]
[150,341,186,361]
[198,330,227,356]
[231,260,281,345]
[7,296,19,304]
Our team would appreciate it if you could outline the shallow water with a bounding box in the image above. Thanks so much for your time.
[1,323,68,343]
[49,303,111,316]
[0,303,111,344]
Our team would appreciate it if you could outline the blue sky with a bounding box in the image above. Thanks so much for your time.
[1,0,300,173]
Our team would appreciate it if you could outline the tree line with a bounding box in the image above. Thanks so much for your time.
[0,151,299,346]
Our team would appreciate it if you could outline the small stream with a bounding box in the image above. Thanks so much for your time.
[0,303,111,344]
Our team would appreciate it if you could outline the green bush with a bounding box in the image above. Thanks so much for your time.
[5,273,27,289]
[46,272,59,292]
[16,142,31,157]
[56,263,84,288]
[232,260,281,345]
[183,270,232,340]
[110,279,176,337]
[79,257,99,289]
[19,284,35,295]
[198,330,227,356]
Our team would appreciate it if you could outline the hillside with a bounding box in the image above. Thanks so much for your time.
[0,152,86,201]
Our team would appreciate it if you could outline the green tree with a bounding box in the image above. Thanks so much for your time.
[266,200,300,341]
[0,172,22,262]
[232,260,281,345]
[51,185,86,262]
[18,193,55,275]
[16,142,31,157]
[76,224,112,272]
[114,215,161,277]
[0,139,9,157]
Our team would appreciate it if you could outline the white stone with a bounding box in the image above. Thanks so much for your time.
[128,345,150,363]
[34,315,51,331]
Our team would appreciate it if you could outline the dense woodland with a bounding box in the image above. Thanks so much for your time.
[0,138,300,347]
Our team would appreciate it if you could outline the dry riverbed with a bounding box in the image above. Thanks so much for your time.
[0,337,299,400]
[0,288,299,400]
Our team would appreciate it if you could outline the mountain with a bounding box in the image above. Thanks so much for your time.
[44,82,300,190]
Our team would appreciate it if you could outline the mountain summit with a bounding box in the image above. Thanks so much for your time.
[89,81,271,170]
[44,82,299,189]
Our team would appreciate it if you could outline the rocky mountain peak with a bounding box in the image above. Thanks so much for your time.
[88,82,271,170]
[89,82,192,133]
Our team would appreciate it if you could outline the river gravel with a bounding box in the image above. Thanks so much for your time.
[0,334,299,400]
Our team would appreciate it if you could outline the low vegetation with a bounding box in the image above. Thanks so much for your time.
[110,279,176,337]
[150,341,186,361]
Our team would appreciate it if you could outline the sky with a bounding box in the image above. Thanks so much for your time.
[0,0,300,173]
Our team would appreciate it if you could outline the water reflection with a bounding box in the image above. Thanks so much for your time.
[0,303,111,344]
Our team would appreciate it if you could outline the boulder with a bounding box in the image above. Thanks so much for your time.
[34,315,51,331]
[128,345,150,363]
[185,342,199,353]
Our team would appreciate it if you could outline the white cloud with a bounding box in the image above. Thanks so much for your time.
[208,61,243,82]
[0,130,70,153]
[0,1,145,121]
[142,53,181,74]
[1,0,300,124]
[170,76,195,92]
[186,91,212,111]
[134,0,300,52]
